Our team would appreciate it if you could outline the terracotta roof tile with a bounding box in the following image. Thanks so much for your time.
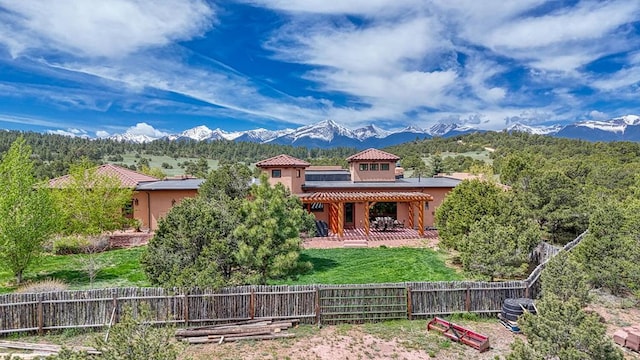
[256,154,310,168]
[298,191,433,202]
[49,164,159,188]
[346,148,400,162]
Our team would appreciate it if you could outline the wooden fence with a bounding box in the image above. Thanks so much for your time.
[0,231,588,335]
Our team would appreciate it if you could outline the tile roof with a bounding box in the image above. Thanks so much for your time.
[346,148,400,162]
[49,164,159,188]
[255,154,310,168]
[298,191,434,203]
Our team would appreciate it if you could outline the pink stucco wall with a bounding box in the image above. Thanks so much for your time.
[349,161,396,182]
[261,167,305,194]
[133,189,198,231]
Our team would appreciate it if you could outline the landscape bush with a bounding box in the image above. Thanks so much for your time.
[53,235,91,255]
[15,279,69,293]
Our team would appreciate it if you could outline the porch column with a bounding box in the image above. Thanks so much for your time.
[418,201,425,237]
[408,202,415,229]
[337,202,345,237]
[330,203,339,234]
[364,201,371,236]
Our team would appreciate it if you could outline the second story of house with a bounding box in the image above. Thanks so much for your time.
[255,154,311,194]
[345,148,399,183]
[255,148,461,195]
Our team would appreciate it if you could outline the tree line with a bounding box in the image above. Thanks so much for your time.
[0,131,357,180]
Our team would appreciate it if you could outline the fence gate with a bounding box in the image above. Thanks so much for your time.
[319,286,407,324]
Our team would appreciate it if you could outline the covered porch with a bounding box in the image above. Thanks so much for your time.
[300,191,434,238]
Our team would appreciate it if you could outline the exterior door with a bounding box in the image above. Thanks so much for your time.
[344,203,355,229]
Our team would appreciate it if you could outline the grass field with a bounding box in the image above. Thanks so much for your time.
[103,153,220,177]
[0,247,150,293]
[0,246,461,293]
[273,247,462,285]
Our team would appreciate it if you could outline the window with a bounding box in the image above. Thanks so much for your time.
[271,169,282,178]
[359,163,368,171]
[380,163,390,171]
[370,163,379,171]
[296,169,301,178]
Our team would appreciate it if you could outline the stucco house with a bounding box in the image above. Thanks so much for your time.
[256,148,461,237]
[50,149,462,234]
[49,164,203,231]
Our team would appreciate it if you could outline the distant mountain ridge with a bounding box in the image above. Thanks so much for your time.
[107,115,640,148]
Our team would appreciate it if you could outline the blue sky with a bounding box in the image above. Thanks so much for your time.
[0,0,639,138]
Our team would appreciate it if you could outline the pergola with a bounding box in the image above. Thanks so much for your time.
[299,191,434,237]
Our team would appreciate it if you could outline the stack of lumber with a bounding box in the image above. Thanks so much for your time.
[176,319,298,345]
[613,326,640,352]
[0,340,100,358]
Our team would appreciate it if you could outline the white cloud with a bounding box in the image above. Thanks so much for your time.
[243,0,424,17]
[0,0,215,58]
[589,110,608,120]
[96,130,110,138]
[47,128,89,138]
[126,122,169,137]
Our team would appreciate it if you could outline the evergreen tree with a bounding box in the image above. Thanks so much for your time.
[508,296,622,360]
[461,215,540,281]
[574,198,640,295]
[435,179,507,250]
[0,137,59,283]
[234,175,315,284]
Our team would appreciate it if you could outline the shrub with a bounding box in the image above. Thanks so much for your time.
[53,235,91,255]
[15,279,69,293]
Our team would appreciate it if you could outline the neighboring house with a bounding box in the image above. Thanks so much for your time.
[256,148,461,237]
[49,164,203,231]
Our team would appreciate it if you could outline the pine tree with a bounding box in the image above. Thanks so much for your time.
[234,175,315,284]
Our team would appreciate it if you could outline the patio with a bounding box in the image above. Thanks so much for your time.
[304,228,439,248]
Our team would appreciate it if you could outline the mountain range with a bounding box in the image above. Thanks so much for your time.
[108,116,640,149]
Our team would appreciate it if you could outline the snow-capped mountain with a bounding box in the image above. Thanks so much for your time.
[353,124,390,140]
[165,126,243,142]
[428,123,480,137]
[507,123,563,135]
[554,115,640,141]
[110,133,158,143]
[104,114,640,147]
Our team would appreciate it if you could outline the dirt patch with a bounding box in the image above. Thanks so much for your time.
[182,319,518,360]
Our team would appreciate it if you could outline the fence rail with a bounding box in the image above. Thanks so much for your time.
[0,231,588,335]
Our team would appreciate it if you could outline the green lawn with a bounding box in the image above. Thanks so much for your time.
[274,247,462,285]
[0,247,150,293]
[0,247,461,293]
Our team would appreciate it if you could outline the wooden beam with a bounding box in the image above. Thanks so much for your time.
[408,202,415,229]
[337,202,345,237]
[329,203,338,234]
[418,201,425,237]
[364,201,371,236]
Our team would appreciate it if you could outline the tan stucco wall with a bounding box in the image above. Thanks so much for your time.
[302,185,455,230]
[133,189,198,231]
[349,161,395,182]
[261,167,305,194]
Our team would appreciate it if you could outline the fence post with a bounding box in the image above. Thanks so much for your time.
[524,283,530,299]
[37,294,43,335]
[465,286,471,312]
[112,290,119,324]
[406,286,413,320]
[315,287,321,326]
[250,289,255,320]
[183,290,189,327]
